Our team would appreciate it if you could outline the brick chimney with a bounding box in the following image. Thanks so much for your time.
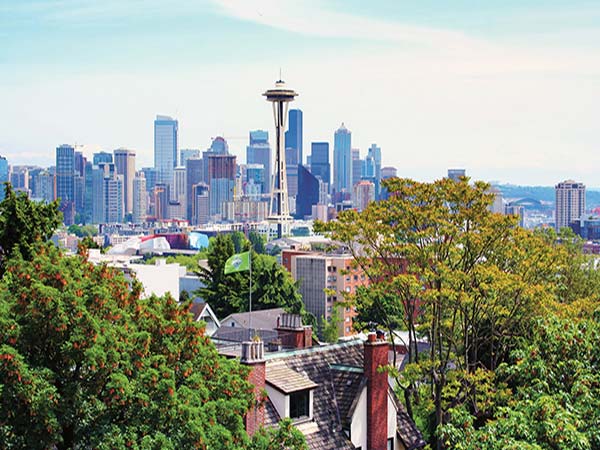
[276,313,312,349]
[364,332,389,450]
[241,340,265,436]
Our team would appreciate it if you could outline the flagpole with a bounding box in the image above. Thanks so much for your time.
[249,247,252,336]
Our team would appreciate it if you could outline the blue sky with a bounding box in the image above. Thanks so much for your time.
[1,0,600,185]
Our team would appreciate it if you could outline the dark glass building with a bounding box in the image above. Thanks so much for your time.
[310,142,330,186]
[296,165,319,219]
[285,109,303,165]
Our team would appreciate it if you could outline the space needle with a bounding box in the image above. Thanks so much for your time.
[263,79,298,239]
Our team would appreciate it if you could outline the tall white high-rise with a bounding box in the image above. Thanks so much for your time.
[555,180,585,231]
[154,115,178,192]
[133,171,147,224]
[113,148,136,215]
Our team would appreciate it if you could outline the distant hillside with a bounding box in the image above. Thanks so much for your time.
[496,185,600,209]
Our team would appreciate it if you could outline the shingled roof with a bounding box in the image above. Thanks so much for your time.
[263,340,425,450]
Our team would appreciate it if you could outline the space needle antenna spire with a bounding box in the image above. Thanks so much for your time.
[262,78,298,239]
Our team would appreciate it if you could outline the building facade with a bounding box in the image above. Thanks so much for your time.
[555,180,586,230]
[113,148,136,215]
[154,115,178,189]
[333,124,352,194]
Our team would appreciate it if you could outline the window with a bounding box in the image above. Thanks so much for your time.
[345,326,350,333]
[290,390,310,419]
[387,438,394,450]
[345,317,350,322]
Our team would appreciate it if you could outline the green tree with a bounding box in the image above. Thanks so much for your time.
[440,313,600,449]
[320,304,343,343]
[196,234,309,321]
[249,231,266,254]
[0,184,61,274]
[0,243,306,449]
[67,224,98,238]
[231,231,246,253]
[317,177,575,448]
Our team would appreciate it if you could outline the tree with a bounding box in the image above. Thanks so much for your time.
[249,231,266,254]
[0,243,307,449]
[316,177,576,448]
[67,224,98,238]
[440,314,600,449]
[0,184,61,274]
[196,234,309,321]
[321,304,343,344]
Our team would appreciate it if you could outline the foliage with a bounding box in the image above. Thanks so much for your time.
[196,234,310,322]
[67,224,98,238]
[440,314,600,450]
[231,231,246,254]
[0,244,256,449]
[320,303,343,343]
[316,177,598,448]
[250,419,308,450]
[0,243,307,449]
[0,184,61,275]
[249,231,266,254]
[142,252,208,273]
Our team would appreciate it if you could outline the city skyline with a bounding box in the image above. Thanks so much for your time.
[2,1,600,186]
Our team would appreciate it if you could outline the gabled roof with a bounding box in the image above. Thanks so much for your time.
[189,302,221,328]
[266,362,318,394]
[220,307,285,330]
[266,341,362,450]
[330,366,365,428]
[264,340,426,450]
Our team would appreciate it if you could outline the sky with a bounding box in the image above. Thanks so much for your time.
[1,0,600,186]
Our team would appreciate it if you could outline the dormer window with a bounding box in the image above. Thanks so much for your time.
[265,362,318,422]
[290,389,310,419]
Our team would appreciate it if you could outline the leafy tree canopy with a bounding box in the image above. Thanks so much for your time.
[0,244,306,449]
[67,224,98,238]
[196,234,311,323]
[316,177,600,448]
[0,184,61,274]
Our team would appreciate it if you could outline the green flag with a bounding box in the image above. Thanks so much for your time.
[224,251,250,274]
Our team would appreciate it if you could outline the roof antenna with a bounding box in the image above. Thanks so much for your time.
[279,67,282,82]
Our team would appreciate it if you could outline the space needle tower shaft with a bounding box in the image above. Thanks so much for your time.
[263,79,298,239]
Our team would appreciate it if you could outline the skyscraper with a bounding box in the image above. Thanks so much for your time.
[186,157,204,221]
[132,171,147,224]
[154,115,178,189]
[246,130,271,194]
[56,144,75,224]
[180,148,200,166]
[93,151,113,165]
[351,148,362,187]
[333,124,352,194]
[0,156,9,201]
[353,180,375,212]
[447,168,466,181]
[310,142,330,187]
[364,144,382,199]
[207,154,236,218]
[296,165,320,219]
[172,166,187,219]
[113,148,136,215]
[285,109,303,165]
[555,180,585,231]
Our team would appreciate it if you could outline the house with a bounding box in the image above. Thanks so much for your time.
[189,302,220,336]
[234,314,426,450]
[214,308,287,343]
